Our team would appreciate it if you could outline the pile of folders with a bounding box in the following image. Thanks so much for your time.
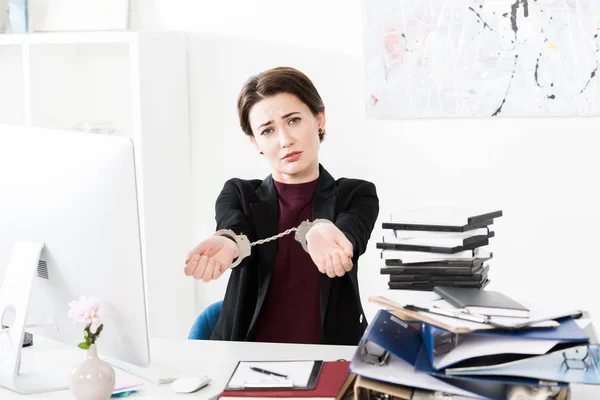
[377,209,502,291]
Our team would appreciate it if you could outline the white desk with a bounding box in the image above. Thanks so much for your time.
[0,338,598,399]
[0,338,354,399]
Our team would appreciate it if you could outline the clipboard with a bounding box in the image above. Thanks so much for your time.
[224,360,323,391]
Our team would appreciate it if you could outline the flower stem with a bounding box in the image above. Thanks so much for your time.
[78,323,103,350]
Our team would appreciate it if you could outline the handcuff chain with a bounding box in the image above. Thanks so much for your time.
[250,225,301,247]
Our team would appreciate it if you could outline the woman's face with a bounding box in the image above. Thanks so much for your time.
[248,92,325,184]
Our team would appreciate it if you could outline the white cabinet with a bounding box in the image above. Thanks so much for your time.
[0,32,194,338]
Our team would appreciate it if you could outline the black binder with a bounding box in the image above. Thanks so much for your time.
[382,209,502,231]
[388,265,489,282]
[384,256,490,268]
[388,279,490,291]
[381,230,494,248]
[376,239,489,254]
[381,264,483,275]
[382,218,494,233]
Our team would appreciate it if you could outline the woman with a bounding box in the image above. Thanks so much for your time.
[184,67,379,345]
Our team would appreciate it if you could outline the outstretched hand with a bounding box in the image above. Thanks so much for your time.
[305,222,354,278]
[184,236,239,282]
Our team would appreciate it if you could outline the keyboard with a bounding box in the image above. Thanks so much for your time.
[108,354,196,384]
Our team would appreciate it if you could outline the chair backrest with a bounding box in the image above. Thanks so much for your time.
[188,300,223,340]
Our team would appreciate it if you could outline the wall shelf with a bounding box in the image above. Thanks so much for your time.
[0,31,194,338]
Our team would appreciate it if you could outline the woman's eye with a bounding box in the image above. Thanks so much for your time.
[261,128,274,135]
[289,117,301,124]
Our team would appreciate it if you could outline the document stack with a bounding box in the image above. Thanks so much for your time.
[349,288,599,399]
[377,209,502,291]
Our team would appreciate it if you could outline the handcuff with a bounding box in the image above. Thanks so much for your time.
[213,219,334,268]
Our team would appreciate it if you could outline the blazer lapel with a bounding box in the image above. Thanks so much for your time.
[312,165,337,326]
[251,175,279,275]
[247,175,278,338]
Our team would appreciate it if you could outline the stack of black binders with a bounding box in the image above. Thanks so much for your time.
[377,209,502,291]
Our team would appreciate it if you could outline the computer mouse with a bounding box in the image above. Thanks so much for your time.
[171,376,211,394]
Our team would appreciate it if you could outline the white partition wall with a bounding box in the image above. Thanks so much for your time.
[0,32,194,339]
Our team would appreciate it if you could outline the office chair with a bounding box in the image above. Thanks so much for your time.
[188,300,223,340]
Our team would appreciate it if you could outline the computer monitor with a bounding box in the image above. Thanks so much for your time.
[0,125,151,394]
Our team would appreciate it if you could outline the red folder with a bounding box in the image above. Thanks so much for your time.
[218,360,353,399]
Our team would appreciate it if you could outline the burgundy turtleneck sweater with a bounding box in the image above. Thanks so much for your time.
[253,177,322,344]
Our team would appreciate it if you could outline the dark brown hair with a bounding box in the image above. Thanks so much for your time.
[237,67,326,142]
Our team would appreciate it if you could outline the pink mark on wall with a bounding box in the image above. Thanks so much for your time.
[370,94,379,106]
[383,26,408,66]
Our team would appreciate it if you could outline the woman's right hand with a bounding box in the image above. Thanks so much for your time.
[184,236,239,282]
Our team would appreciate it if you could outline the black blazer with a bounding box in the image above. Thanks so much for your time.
[210,165,379,345]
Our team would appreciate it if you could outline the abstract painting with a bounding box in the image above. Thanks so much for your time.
[363,0,600,118]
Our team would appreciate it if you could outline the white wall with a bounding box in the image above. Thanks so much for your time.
[151,0,363,56]
[155,0,599,327]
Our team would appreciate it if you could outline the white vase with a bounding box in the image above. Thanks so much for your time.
[69,344,115,400]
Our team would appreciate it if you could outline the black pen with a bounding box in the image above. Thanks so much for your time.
[250,366,288,378]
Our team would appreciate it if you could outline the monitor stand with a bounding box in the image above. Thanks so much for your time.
[0,240,73,394]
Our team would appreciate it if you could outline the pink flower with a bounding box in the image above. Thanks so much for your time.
[88,306,103,334]
[68,296,106,349]
[68,295,103,330]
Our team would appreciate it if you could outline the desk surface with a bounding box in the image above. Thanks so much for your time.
[0,338,355,399]
[1,338,599,399]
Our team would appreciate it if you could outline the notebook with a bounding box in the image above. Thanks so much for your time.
[218,361,354,399]
[433,287,530,318]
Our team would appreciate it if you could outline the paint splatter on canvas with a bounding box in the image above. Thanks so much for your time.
[363,0,600,118]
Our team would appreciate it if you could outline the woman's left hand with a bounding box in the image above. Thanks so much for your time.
[306,222,354,278]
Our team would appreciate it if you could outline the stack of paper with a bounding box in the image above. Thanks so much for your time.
[350,308,592,399]
[351,289,598,399]
[377,208,502,291]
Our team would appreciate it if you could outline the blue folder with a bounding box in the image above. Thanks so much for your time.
[353,310,566,400]
[414,345,569,388]
[421,318,590,370]
[444,344,600,385]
